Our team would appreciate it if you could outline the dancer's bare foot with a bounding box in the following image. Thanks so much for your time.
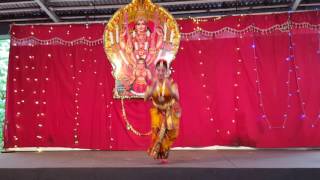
[160,159,168,164]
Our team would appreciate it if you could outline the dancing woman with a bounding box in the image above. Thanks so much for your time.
[144,60,181,164]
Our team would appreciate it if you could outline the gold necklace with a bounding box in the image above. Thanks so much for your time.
[157,80,166,102]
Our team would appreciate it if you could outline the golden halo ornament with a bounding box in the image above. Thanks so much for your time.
[104,0,181,99]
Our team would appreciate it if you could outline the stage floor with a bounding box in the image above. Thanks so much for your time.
[1,150,320,180]
[1,149,320,168]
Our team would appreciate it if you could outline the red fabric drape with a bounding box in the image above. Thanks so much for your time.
[4,11,320,150]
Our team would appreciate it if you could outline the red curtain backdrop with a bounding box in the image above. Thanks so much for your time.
[4,11,320,150]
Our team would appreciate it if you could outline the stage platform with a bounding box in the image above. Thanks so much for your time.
[0,149,320,180]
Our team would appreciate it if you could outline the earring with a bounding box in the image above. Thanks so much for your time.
[165,70,171,78]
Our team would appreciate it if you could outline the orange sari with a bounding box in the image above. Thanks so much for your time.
[147,79,180,160]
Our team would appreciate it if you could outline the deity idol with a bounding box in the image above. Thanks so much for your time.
[115,9,164,95]
[104,0,180,98]
[131,59,152,94]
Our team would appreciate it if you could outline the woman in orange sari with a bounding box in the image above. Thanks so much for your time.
[144,60,181,164]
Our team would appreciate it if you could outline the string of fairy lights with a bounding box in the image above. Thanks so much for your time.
[252,13,320,129]
[12,54,20,148]
[311,30,320,128]
[73,49,80,145]
[233,17,244,134]
[107,100,113,150]
[12,52,50,149]
[197,49,216,125]
[285,14,320,128]
[192,21,221,135]
[287,15,308,121]
[251,24,293,129]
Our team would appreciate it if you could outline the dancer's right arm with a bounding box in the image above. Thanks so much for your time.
[144,80,157,101]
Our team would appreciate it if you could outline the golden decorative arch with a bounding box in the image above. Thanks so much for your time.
[104,0,181,99]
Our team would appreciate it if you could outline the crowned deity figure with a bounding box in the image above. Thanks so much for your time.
[104,0,180,98]
[117,9,163,96]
